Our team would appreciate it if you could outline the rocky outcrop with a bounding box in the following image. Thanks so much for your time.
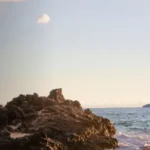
[48,88,65,103]
[143,104,150,108]
[0,88,118,150]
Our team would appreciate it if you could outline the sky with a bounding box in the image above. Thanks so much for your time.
[0,0,150,108]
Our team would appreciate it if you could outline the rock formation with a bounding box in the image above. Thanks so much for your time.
[143,104,150,108]
[0,88,118,150]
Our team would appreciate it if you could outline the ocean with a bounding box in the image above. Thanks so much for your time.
[91,107,150,150]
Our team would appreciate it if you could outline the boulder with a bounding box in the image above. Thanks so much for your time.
[0,88,118,150]
[48,88,65,103]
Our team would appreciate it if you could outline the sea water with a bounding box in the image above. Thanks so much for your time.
[91,108,150,150]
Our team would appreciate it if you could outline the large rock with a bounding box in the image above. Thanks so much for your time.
[0,88,118,150]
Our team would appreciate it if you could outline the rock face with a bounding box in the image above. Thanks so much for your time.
[48,88,65,103]
[0,88,118,150]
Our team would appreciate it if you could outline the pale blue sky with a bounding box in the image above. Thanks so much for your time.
[0,0,150,107]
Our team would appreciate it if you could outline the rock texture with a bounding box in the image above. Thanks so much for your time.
[143,104,150,108]
[0,88,118,150]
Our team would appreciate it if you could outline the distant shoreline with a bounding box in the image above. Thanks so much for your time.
[143,104,150,108]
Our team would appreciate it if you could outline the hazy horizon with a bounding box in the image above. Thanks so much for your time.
[0,0,150,108]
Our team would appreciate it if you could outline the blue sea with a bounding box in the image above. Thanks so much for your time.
[91,107,150,150]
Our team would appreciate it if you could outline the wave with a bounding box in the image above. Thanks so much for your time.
[93,107,150,150]
[116,132,150,150]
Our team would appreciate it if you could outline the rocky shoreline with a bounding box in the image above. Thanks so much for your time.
[0,88,118,150]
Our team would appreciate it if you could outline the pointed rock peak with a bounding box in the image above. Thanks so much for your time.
[48,88,65,103]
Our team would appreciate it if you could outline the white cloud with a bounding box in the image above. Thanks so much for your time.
[37,14,51,24]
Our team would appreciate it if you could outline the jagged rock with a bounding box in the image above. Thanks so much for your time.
[84,108,92,115]
[6,105,25,124]
[0,88,118,150]
[13,132,66,150]
[48,88,65,103]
